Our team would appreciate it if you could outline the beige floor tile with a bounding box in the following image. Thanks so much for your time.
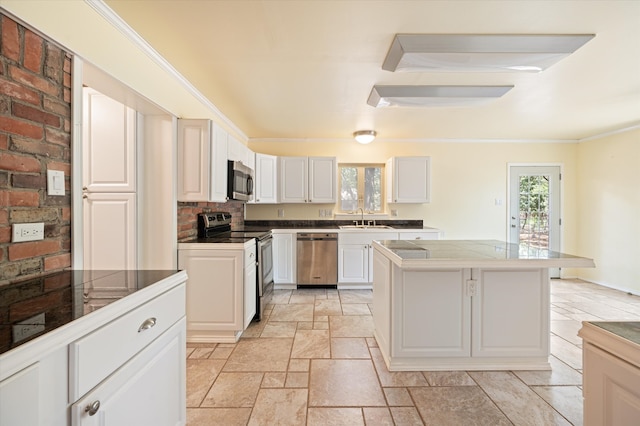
[551,335,583,370]
[288,358,310,372]
[309,359,386,407]
[201,372,263,407]
[514,355,583,386]
[270,303,314,321]
[469,371,572,425]
[188,347,215,359]
[409,386,511,425]
[422,370,476,386]
[313,321,329,330]
[186,359,226,407]
[315,299,343,316]
[291,329,331,358]
[260,321,298,337]
[286,372,309,388]
[185,347,196,358]
[341,303,372,315]
[290,293,317,304]
[307,407,364,425]
[532,385,584,426]
[389,406,424,425]
[248,388,307,426]
[314,315,329,322]
[329,315,374,337]
[363,407,394,425]
[210,345,234,359]
[270,290,292,304]
[186,407,252,426]
[383,387,414,406]
[339,289,373,304]
[262,372,286,388]
[223,338,293,372]
[370,348,429,387]
[331,337,371,359]
[297,321,313,330]
[551,319,584,345]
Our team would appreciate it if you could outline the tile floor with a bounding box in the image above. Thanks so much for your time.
[186,279,640,425]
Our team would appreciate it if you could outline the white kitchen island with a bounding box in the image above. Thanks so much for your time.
[372,239,595,371]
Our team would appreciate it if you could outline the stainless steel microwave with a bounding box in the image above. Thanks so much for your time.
[227,160,253,201]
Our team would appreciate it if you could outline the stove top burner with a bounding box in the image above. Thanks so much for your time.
[197,212,271,241]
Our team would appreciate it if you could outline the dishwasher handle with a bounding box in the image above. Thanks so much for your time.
[297,233,338,241]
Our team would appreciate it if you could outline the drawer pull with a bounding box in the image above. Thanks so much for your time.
[138,317,157,332]
[85,400,100,416]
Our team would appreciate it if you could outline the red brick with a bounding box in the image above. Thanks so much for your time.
[44,127,70,146]
[0,209,8,224]
[0,79,41,105]
[11,173,46,189]
[1,16,20,62]
[9,66,58,97]
[43,97,70,117]
[13,102,60,127]
[0,116,43,140]
[0,134,7,150]
[61,207,70,221]
[11,137,63,159]
[9,290,65,321]
[8,240,60,261]
[0,152,41,172]
[0,225,10,243]
[43,270,72,289]
[24,30,43,73]
[44,253,71,271]
[46,161,70,175]
[7,190,39,207]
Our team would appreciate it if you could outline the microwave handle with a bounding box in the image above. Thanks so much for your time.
[247,174,254,195]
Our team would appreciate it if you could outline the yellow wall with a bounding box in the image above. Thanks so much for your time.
[576,128,640,293]
[248,140,581,256]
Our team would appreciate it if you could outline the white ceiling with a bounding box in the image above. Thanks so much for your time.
[104,0,640,142]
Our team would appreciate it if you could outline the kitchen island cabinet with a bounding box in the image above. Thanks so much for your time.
[578,321,640,425]
[0,270,187,426]
[372,240,594,371]
[178,239,256,342]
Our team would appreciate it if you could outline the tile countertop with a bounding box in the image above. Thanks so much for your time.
[374,239,596,269]
[590,322,640,346]
[0,270,181,356]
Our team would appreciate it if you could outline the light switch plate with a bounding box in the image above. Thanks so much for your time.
[47,169,65,196]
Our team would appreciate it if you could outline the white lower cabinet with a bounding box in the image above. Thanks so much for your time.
[72,318,186,426]
[273,233,296,284]
[178,241,256,342]
[338,232,396,285]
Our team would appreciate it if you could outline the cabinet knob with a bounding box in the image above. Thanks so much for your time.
[85,400,100,416]
[83,194,88,199]
[137,317,157,332]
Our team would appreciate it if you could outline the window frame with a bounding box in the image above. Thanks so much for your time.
[337,163,386,213]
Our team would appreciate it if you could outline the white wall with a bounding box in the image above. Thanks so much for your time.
[577,128,640,294]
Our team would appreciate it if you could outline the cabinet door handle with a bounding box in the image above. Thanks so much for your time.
[85,400,100,416]
[138,317,157,332]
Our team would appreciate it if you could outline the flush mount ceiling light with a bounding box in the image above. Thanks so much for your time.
[353,130,377,144]
[367,85,513,108]
[382,34,595,73]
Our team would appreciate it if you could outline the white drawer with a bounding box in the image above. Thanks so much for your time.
[398,232,439,240]
[69,285,185,400]
[339,232,397,245]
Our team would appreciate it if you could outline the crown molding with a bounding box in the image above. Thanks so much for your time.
[579,123,640,142]
[248,137,579,144]
[84,0,247,141]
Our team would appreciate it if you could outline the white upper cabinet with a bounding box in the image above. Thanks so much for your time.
[83,88,136,193]
[253,153,279,204]
[386,156,431,203]
[280,156,336,203]
[177,119,228,202]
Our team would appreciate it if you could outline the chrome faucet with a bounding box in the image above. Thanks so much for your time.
[357,207,364,226]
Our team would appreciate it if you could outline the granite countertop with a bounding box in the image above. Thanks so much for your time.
[590,322,640,346]
[374,239,596,269]
[0,270,180,355]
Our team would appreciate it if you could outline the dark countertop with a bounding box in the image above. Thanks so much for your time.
[243,219,423,229]
[590,322,640,346]
[0,270,180,355]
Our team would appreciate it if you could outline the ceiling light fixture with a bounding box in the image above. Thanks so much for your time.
[367,85,513,108]
[382,34,594,73]
[353,130,377,144]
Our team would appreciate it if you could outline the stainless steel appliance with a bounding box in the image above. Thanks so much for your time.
[227,160,253,201]
[197,212,273,321]
[296,232,338,286]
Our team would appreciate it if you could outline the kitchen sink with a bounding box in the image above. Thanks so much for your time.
[339,225,394,229]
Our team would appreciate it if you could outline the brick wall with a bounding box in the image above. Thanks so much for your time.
[0,14,72,285]
[177,200,245,241]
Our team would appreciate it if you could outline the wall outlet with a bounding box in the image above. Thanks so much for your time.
[391,209,398,217]
[319,209,325,217]
[12,222,45,242]
[277,209,285,218]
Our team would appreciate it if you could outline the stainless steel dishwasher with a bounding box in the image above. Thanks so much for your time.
[296,232,338,286]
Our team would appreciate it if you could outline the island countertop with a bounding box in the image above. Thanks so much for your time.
[373,239,595,269]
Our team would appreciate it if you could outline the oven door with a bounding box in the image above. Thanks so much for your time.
[258,236,274,292]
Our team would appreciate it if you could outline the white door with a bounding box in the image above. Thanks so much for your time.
[82,87,137,270]
[508,165,561,278]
